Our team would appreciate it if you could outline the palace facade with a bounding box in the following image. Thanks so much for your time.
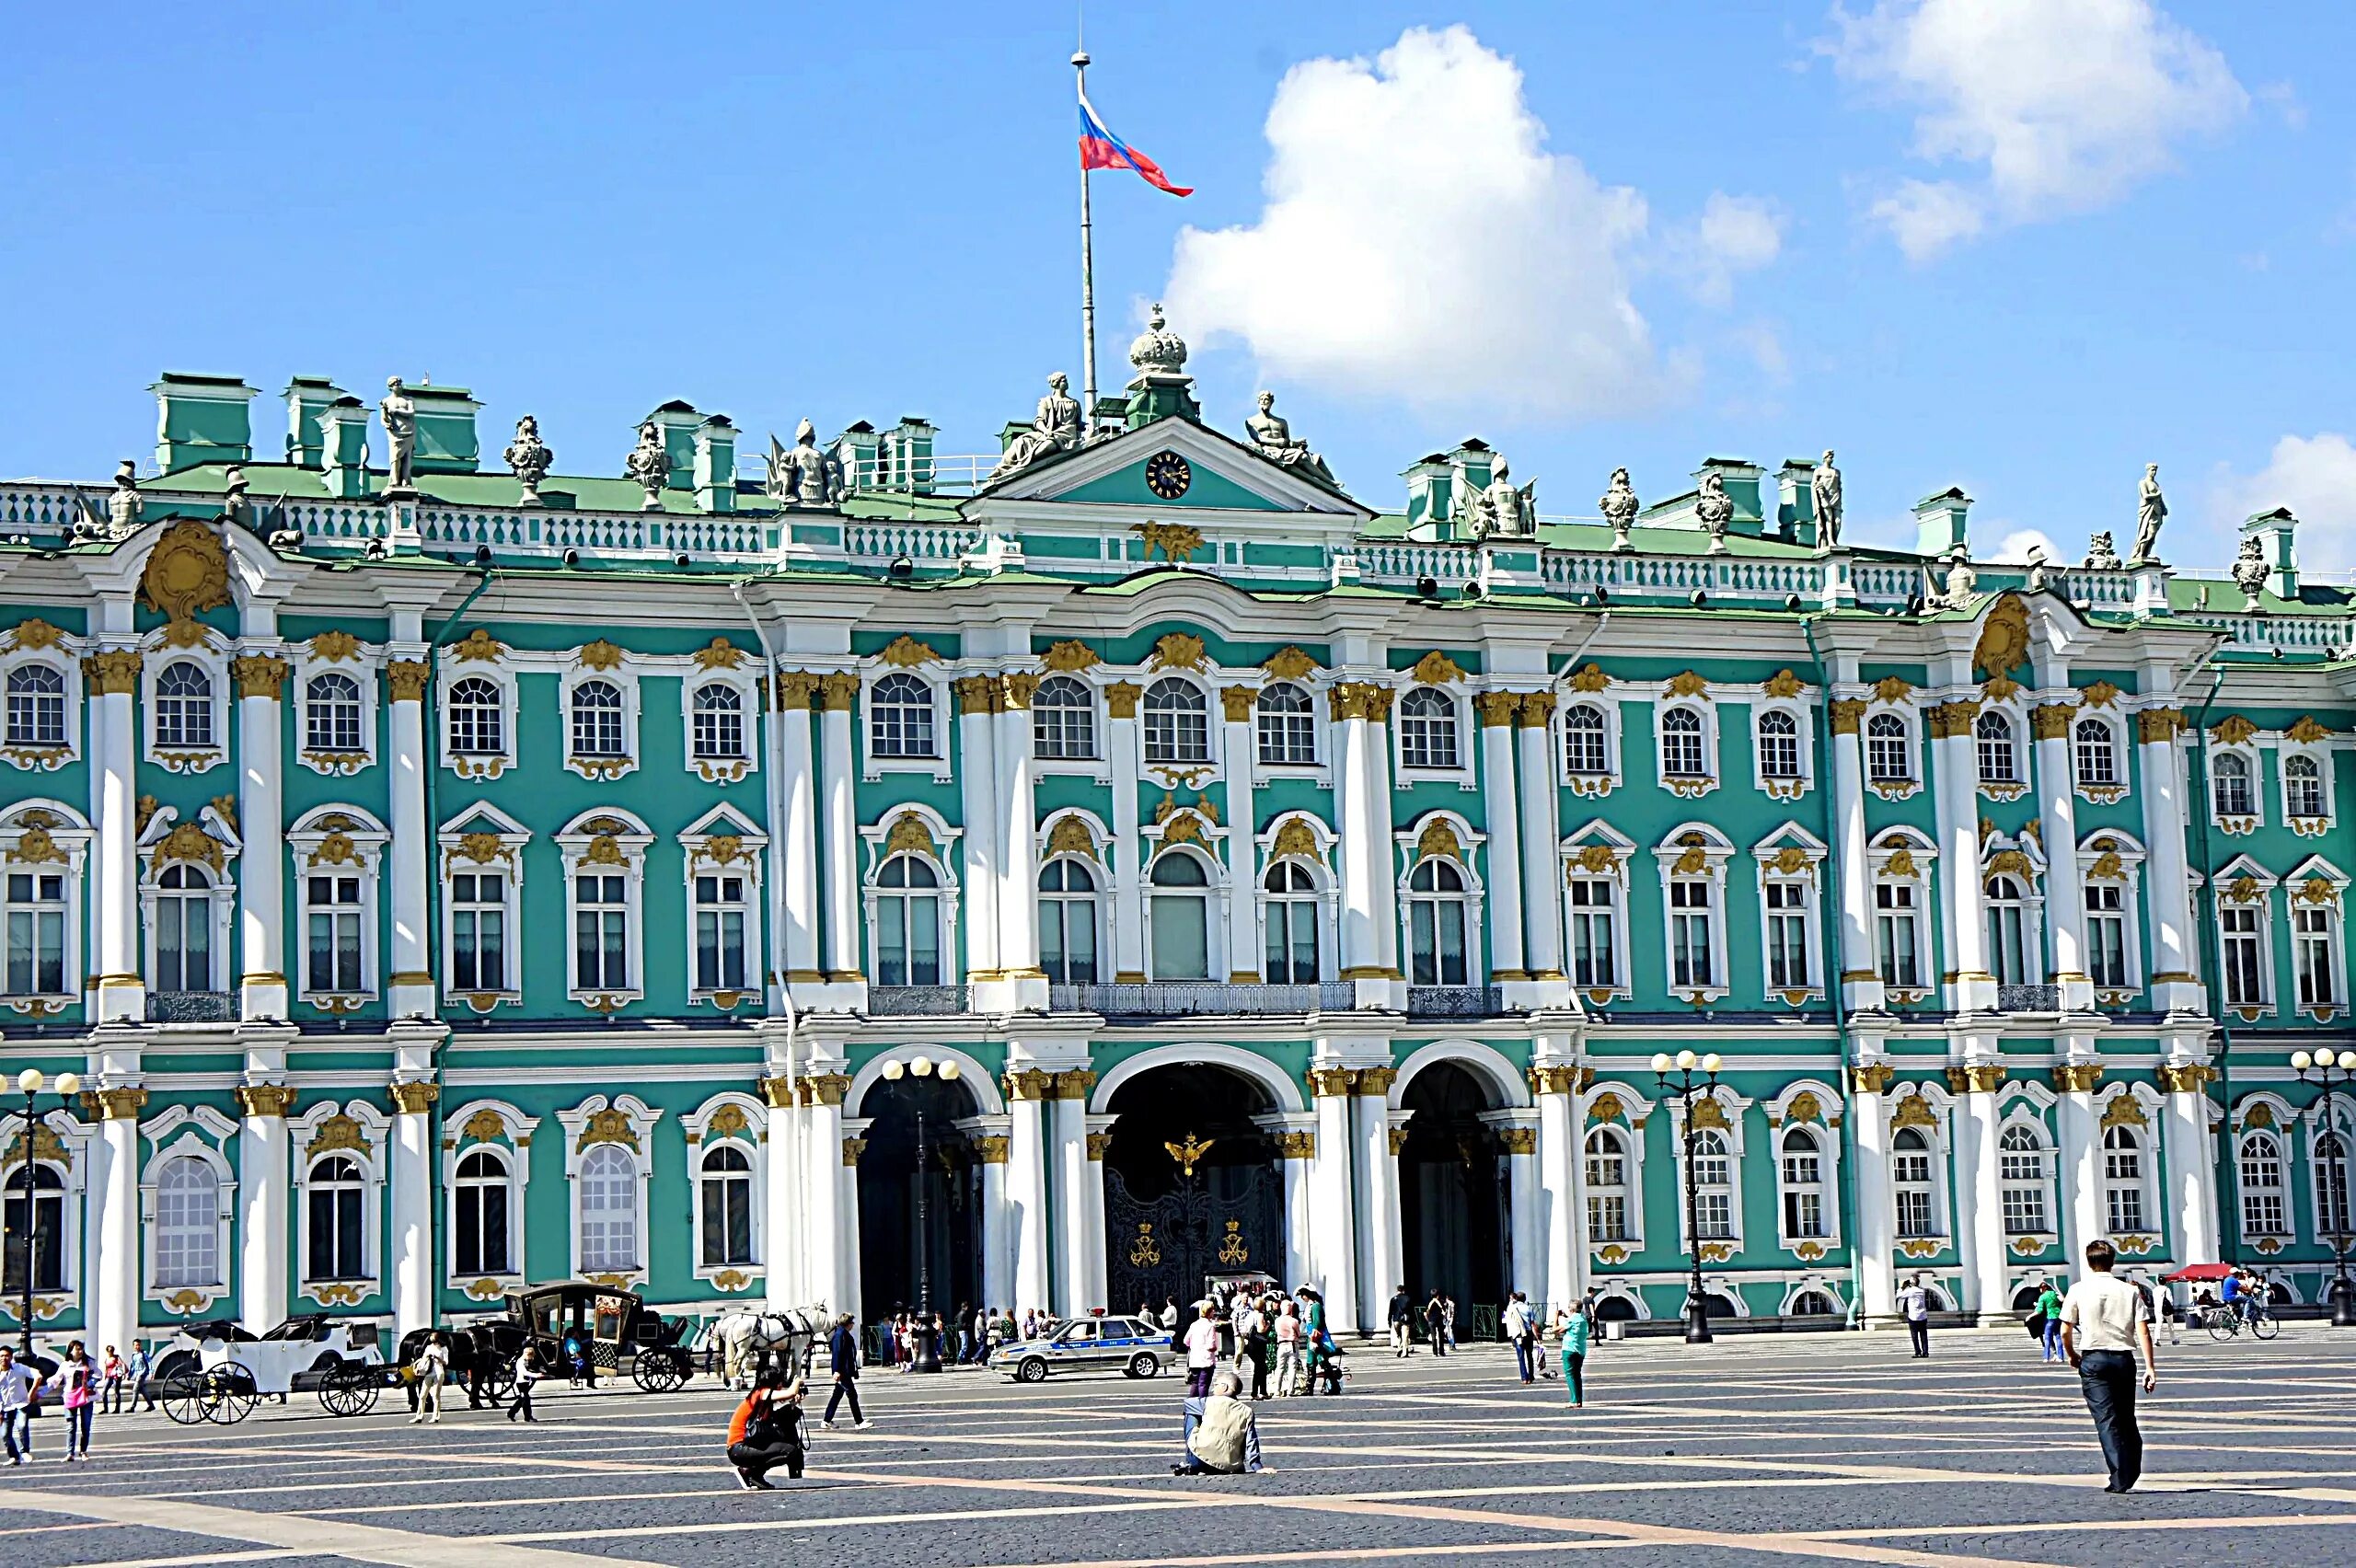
[2,327,2351,1353]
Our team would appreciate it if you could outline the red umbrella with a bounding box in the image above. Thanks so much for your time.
[2162,1263,2234,1283]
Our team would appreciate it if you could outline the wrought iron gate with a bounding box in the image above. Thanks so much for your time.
[1104,1164,1281,1309]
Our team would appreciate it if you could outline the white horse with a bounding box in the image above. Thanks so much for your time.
[710,1306,828,1388]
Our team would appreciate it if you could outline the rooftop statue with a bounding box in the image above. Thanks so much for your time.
[1695,469,1735,554]
[1246,391,1333,481]
[1937,548,1977,606]
[987,373,1083,482]
[223,465,249,525]
[2084,531,2122,571]
[2231,536,2269,597]
[771,418,845,509]
[1598,467,1640,552]
[505,416,554,506]
[1128,303,1188,377]
[1465,456,1535,539]
[2131,463,2166,564]
[380,377,418,494]
[624,421,669,510]
[2023,542,2052,594]
[78,458,141,541]
[1811,450,1842,548]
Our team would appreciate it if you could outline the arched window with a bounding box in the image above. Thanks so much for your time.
[571,679,625,757]
[1984,873,2028,987]
[1659,708,1707,778]
[2286,754,2327,819]
[4,665,66,747]
[1398,687,1459,770]
[1975,710,2017,785]
[1405,858,1470,987]
[1892,1127,1936,1238]
[578,1143,639,1274]
[305,672,364,754]
[156,661,214,748]
[448,676,503,755]
[1866,712,1912,783]
[2316,1131,2351,1241]
[2238,1130,2287,1237]
[154,1156,220,1288]
[1692,1130,1734,1239]
[0,1164,64,1292]
[870,672,936,759]
[2102,1124,2146,1234]
[2213,752,2254,817]
[154,863,216,993]
[1999,1125,2050,1235]
[1756,709,1801,780]
[1255,683,1315,766]
[1032,675,1095,761]
[1780,1124,1827,1240]
[699,1144,755,1268]
[1562,702,1609,776]
[1147,852,1211,981]
[1263,861,1320,984]
[691,683,745,760]
[454,1148,512,1275]
[874,854,942,986]
[2073,718,2118,789]
[1142,679,1207,764]
[1788,1289,1839,1317]
[1584,1125,1631,1241]
[1037,858,1098,986]
[306,1155,366,1282]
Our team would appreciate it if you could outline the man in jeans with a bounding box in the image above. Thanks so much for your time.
[2060,1239,2158,1493]
[1896,1275,1931,1357]
[0,1347,48,1465]
[1387,1286,1415,1357]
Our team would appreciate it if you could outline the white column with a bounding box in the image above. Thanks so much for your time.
[84,1085,145,1355]
[1532,1066,1584,1318]
[1107,686,1146,983]
[387,1080,437,1339]
[953,677,1002,993]
[1082,1113,1115,1312]
[1050,1075,1094,1317]
[994,677,1045,1009]
[1852,1061,1898,1321]
[817,674,862,988]
[2054,1055,2103,1273]
[235,1082,295,1331]
[1353,1070,1403,1316]
[1006,1072,1054,1315]
[773,674,823,994]
[384,659,435,1017]
[2161,1055,2221,1264]
[85,647,143,1022]
[976,1131,1012,1313]
[836,1116,866,1321]
[1332,687,1391,1003]
[1364,695,1401,982]
[1475,694,1525,983]
[233,653,290,1020]
[1492,1113,1543,1301]
[1218,685,1259,982]
[2136,704,2202,1012]
[1929,698,1993,1011]
[800,1075,849,1313]
[760,1078,803,1309]
[2032,699,2091,1010]
[1308,1071,1360,1331]
[1516,694,1565,994]
[1952,1062,2009,1319]
[1829,700,1882,1012]
[1276,1126,1316,1291]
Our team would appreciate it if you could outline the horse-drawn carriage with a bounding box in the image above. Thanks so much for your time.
[401,1282,697,1400]
[700,1304,828,1389]
[146,1313,391,1424]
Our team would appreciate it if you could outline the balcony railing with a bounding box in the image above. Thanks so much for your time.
[1405,986,1504,1018]
[1049,981,1355,1017]
[864,985,968,1017]
[1997,984,2062,1013]
[146,991,235,1023]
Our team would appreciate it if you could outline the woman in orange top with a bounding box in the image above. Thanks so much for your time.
[727,1372,806,1490]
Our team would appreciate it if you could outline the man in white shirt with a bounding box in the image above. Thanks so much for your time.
[2060,1239,2159,1493]
[1895,1276,1932,1358]
[0,1347,49,1465]
[1183,1303,1222,1398]
[1502,1294,1534,1384]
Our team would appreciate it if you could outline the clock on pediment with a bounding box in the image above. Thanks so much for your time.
[1144,450,1193,501]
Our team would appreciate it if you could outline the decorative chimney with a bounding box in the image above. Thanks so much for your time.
[641,400,702,490]
[407,384,483,475]
[283,376,346,469]
[1775,457,1819,547]
[2242,507,2300,599]
[318,398,370,499]
[150,373,257,473]
[1913,487,1972,559]
[694,416,737,513]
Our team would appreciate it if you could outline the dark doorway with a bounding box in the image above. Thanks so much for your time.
[856,1075,981,1325]
[1103,1064,1283,1313]
[1398,1062,1507,1325]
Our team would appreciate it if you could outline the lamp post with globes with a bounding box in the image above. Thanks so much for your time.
[2292,1048,2356,1328]
[1652,1049,1723,1345]
[7,1066,81,1354]
[878,1053,963,1373]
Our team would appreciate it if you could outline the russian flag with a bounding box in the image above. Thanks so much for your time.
[1079,86,1192,197]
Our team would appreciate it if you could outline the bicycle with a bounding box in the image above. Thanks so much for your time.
[2196,1302,2278,1342]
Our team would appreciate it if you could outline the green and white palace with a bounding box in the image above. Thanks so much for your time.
[2,315,2351,1354]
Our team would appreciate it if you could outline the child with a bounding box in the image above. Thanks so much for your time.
[99,1346,127,1414]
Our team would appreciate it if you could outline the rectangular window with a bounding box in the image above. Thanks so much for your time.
[2106,1185,2144,1235]
[3,871,66,997]
[1895,1189,1934,1238]
[1784,1189,1823,1240]
[1669,881,1713,988]
[575,873,629,990]
[305,873,364,994]
[451,871,508,993]
[693,873,748,993]
[1586,1193,1626,1243]
[1694,1189,1733,1240]
[1568,879,1617,989]
[1876,882,1921,988]
[2294,906,2338,1009]
[2085,884,2128,989]
[1764,880,1809,990]
[2221,904,2265,1007]
[2001,1184,2047,1236]
[1988,899,2027,987]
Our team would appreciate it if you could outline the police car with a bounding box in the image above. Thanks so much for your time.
[992,1316,1173,1382]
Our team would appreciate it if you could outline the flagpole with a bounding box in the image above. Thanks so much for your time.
[1073,47,1098,421]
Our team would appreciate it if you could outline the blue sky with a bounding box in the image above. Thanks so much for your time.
[4,2,2350,572]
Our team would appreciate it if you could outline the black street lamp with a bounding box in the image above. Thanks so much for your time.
[1651,1049,1723,1346]
[880,1053,963,1372]
[6,1066,81,1355]
[2292,1048,2356,1328]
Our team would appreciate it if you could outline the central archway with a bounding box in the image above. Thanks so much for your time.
[855,1074,983,1325]
[1101,1062,1284,1316]
[1398,1061,1508,1331]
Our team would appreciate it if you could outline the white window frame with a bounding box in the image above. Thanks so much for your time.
[0,633,82,771]
[1749,694,1814,802]
[438,805,531,1011]
[2284,858,2348,1018]
[442,1099,538,1293]
[683,1092,768,1285]
[1884,1090,1955,1246]
[560,659,641,782]
[1864,700,1922,800]
[2210,858,2279,1018]
[556,809,653,1009]
[1561,825,1635,1002]
[293,640,378,777]
[2071,711,2128,805]
[2280,735,2337,833]
[143,641,230,774]
[1655,698,1718,800]
[2095,1092,2162,1241]
[1139,674,1217,771]
[0,801,89,1013]
[139,1106,239,1308]
[556,1093,661,1286]
[1582,1122,1640,1247]
[1393,813,1487,989]
[2308,1102,2356,1247]
[860,807,964,988]
[136,803,241,1002]
[439,661,518,781]
[1974,704,2027,799]
[1253,680,1320,768]
[2077,832,2147,998]
[680,809,768,1008]
[682,666,763,785]
[2235,1125,2292,1239]
[1865,831,1937,999]
[1033,674,1105,770]
[287,805,388,1010]
[1035,842,1108,987]
[1577,1082,1655,1255]
[1555,685,1623,801]
[1143,843,1223,983]
[1654,824,1734,1003]
[2207,742,2263,833]
[1751,829,1827,1002]
[1393,684,1467,777]
[287,1101,388,1297]
[1996,1111,2059,1246]
[862,669,950,779]
[1981,838,2048,993]
[0,1109,88,1312]
[1669,1086,1751,1252]
[1774,1122,1835,1249]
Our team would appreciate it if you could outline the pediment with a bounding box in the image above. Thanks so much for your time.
[968,418,1369,521]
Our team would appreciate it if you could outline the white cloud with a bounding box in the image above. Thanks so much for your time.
[1667,193,1787,306]
[1164,27,1761,417]
[2211,433,2356,579]
[1827,0,2246,259]
[1993,527,2059,564]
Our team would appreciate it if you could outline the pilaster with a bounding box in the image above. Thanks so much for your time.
[772,673,824,997]
[1947,1049,2008,1320]
[757,1072,804,1309]
[1515,691,1569,1004]
[1530,1054,1586,1315]
[1928,696,1995,1012]
[234,1054,297,1332]
[383,655,435,1018]
[81,1076,145,1356]
[994,673,1047,1009]
[1306,1067,1360,1331]
[1474,691,1526,985]
[2135,700,2203,1012]
[1004,1067,1055,1314]
[815,672,865,1004]
[1350,1065,1403,1322]
[387,1075,439,1340]
[1049,1069,1096,1317]
[233,650,290,1020]
[1828,696,1884,1013]
[84,634,144,1022]
[1218,684,1259,983]
[961,1116,1013,1314]
[954,676,1005,1006]
[2030,698,2094,1010]
[1106,684,1146,984]
[2159,1050,2221,1263]
[2052,1046,2105,1274]
[1850,1055,1898,1320]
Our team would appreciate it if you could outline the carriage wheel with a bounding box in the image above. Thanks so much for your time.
[202,1364,260,1425]
[318,1366,381,1418]
[631,1346,689,1394]
[156,1373,209,1425]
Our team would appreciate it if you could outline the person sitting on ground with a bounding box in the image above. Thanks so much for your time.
[727,1371,807,1490]
[1174,1369,1265,1475]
